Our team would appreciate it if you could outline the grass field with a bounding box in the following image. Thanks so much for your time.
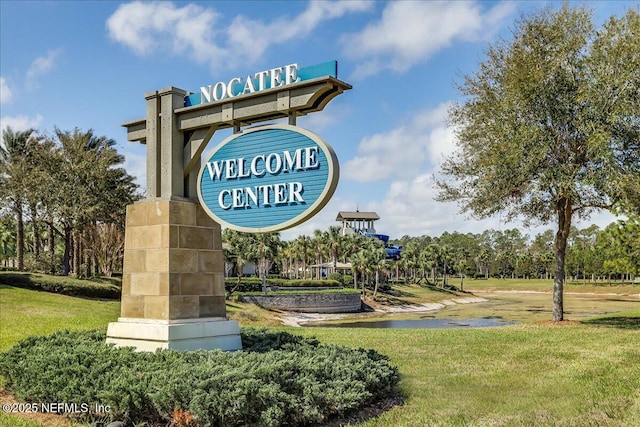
[0,285,120,352]
[1,278,639,426]
[464,277,640,294]
[295,323,640,426]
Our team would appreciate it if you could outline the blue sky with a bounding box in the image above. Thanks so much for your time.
[1,0,636,241]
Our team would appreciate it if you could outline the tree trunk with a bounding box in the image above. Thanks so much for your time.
[15,201,24,270]
[29,201,40,259]
[63,225,72,275]
[374,271,379,297]
[444,261,448,286]
[73,231,81,277]
[48,220,55,274]
[553,197,572,322]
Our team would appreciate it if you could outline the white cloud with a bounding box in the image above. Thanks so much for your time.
[0,115,44,148]
[122,150,147,192]
[0,77,12,104]
[296,103,351,133]
[106,2,226,62]
[367,174,498,238]
[342,1,515,78]
[0,114,43,133]
[343,125,429,182]
[283,172,502,240]
[342,102,454,182]
[107,1,371,72]
[227,0,371,63]
[337,100,515,238]
[26,49,62,88]
[279,194,358,241]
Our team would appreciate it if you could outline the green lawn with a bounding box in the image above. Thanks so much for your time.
[292,322,640,426]
[0,285,120,352]
[1,279,639,426]
[0,414,56,427]
[463,277,640,295]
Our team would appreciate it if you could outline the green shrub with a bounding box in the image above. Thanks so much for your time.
[328,272,343,283]
[0,328,399,426]
[0,272,121,299]
[225,277,342,293]
[342,274,354,285]
[23,253,64,275]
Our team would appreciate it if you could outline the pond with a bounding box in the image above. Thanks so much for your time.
[308,317,518,329]
[288,290,639,328]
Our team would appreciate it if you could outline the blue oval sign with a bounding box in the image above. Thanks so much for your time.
[197,124,339,232]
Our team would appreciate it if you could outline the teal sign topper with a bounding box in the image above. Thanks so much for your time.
[197,124,339,232]
[185,61,338,107]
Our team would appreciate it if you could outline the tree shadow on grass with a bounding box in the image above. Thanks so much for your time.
[582,316,640,330]
[421,283,461,296]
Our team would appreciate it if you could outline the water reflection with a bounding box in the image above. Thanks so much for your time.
[309,317,518,329]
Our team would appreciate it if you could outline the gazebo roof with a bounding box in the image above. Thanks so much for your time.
[310,262,352,269]
[336,211,380,221]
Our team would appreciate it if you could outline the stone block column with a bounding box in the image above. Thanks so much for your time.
[107,199,242,351]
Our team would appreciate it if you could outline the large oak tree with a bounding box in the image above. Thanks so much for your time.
[436,5,640,320]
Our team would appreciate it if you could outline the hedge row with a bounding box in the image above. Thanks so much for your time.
[0,328,399,426]
[0,272,121,299]
[0,271,347,298]
[225,277,342,293]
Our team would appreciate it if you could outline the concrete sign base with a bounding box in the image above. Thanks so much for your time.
[106,198,242,351]
[106,317,241,352]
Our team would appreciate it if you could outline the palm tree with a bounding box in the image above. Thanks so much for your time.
[538,251,554,280]
[54,127,136,275]
[440,244,455,287]
[222,229,254,298]
[291,235,311,279]
[362,238,386,297]
[312,229,327,279]
[351,251,368,293]
[454,247,470,289]
[340,233,366,284]
[0,127,41,270]
[455,259,468,291]
[339,233,359,263]
[475,248,492,279]
[252,232,281,293]
[0,215,16,267]
[278,241,292,278]
[372,258,389,298]
[326,225,342,274]
[402,239,422,283]
[421,243,442,286]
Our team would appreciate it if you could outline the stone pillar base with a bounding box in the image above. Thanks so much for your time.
[106,317,242,352]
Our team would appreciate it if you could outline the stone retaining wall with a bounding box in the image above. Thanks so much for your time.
[240,293,362,313]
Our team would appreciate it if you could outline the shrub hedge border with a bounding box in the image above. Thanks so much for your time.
[225,277,342,293]
[0,272,121,299]
[0,328,400,427]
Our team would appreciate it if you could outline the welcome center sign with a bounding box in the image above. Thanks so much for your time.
[197,124,339,233]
